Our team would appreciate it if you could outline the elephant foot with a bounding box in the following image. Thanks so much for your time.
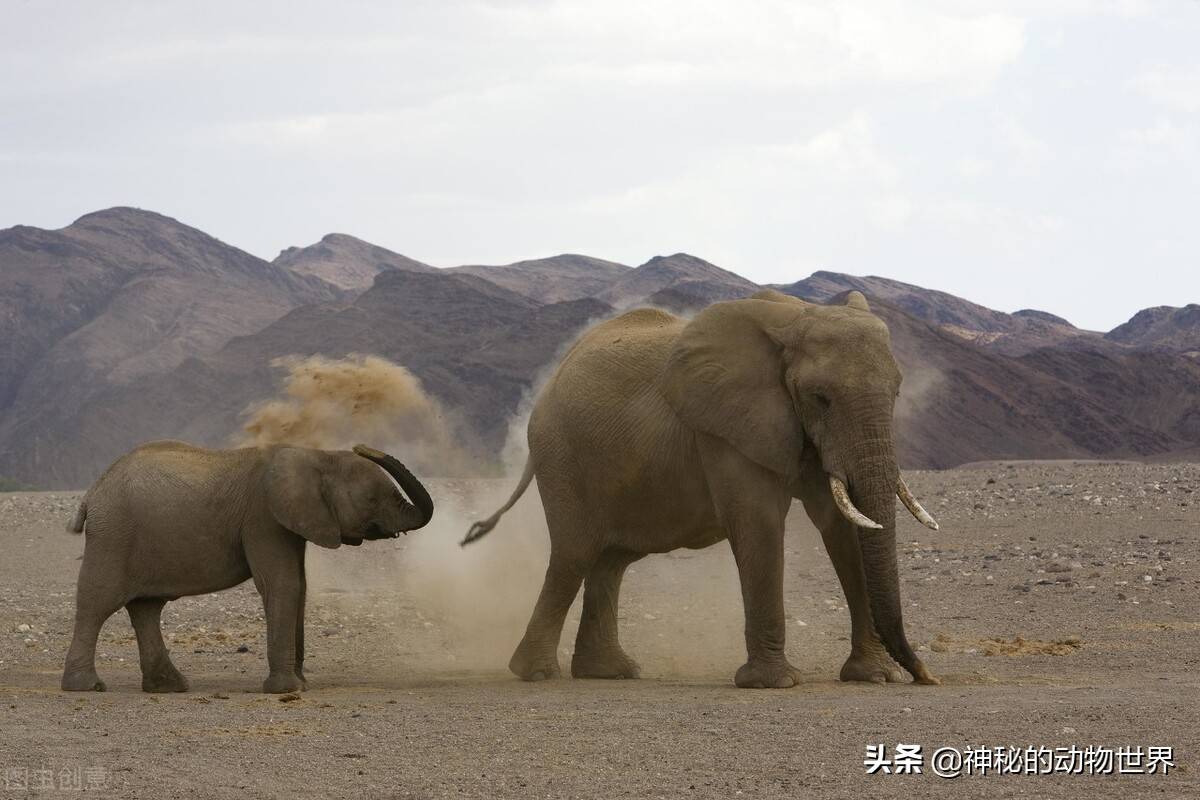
[509,641,561,682]
[840,645,904,684]
[295,667,309,692]
[141,659,189,693]
[62,669,106,692]
[734,658,802,689]
[906,658,941,686]
[571,647,641,680]
[262,671,303,694]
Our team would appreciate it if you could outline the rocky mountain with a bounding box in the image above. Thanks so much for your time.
[274,233,435,291]
[49,270,612,487]
[780,271,1089,355]
[1,207,1197,488]
[1105,304,1200,354]
[447,255,630,304]
[0,208,343,486]
[818,297,1200,469]
[599,253,759,309]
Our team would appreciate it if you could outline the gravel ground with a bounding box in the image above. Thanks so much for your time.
[1,461,1197,799]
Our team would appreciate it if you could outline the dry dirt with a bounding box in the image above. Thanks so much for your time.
[1,461,1197,799]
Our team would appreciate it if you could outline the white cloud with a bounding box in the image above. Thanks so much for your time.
[1111,118,1199,171]
[1133,66,1200,114]
[1,0,1198,329]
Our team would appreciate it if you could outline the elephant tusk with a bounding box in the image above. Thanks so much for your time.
[897,476,939,531]
[828,476,883,530]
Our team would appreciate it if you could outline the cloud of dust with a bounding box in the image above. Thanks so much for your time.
[391,358,559,671]
[387,309,747,680]
[241,354,532,661]
[237,353,475,476]
[895,363,945,427]
[399,477,553,671]
[294,318,749,681]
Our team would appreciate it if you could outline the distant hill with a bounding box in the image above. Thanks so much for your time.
[274,233,435,291]
[818,298,1200,469]
[1,207,1197,487]
[1105,304,1200,354]
[780,271,1089,355]
[54,270,612,486]
[447,255,629,304]
[600,254,759,309]
[0,207,342,486]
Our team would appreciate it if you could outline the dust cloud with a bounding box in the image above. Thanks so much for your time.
[240,353,540,664]
[272,346,747,681]
[895,363,944,426]
[237,353,474,476]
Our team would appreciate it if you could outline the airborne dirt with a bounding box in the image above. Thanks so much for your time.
[1,462,1197,799]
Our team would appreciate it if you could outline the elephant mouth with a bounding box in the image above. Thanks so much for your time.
[355,522,403,542]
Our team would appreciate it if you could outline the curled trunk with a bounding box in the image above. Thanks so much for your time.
[352,445,435,532]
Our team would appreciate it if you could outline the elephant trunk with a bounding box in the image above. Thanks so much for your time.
[352,445,435,532]
[839,406,938,685]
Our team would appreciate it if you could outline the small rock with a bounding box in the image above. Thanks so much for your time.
[1062,726,1076,734]
[15,623,31,633]
[236,645,250,653]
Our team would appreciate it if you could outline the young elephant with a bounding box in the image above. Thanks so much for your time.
[62,440,434,694]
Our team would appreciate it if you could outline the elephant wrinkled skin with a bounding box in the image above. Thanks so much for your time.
[61,441,433,694]
[465,289,939,688]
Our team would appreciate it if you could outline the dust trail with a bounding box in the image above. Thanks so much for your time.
[895,364,944,427]
[237,353,475,476]
[289,323,748,680]
[399,478,552,669]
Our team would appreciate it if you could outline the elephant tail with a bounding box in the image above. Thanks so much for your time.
[67,498,87,534]
[460,457,535,546]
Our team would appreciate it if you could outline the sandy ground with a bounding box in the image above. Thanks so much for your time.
[1,461,1197,799]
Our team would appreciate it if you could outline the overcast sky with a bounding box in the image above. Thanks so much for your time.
[2,1,1198,330]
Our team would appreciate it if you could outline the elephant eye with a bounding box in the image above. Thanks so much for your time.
[812,393,831,410]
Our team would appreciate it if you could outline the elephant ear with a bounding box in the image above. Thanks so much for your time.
[659,299,806,479]
[265,447,342,549]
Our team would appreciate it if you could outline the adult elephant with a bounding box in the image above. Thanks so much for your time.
[464,289,939,688]
[62,442,433,694]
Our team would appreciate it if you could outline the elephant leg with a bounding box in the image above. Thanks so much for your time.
[62,554,127,692]
[127,598,189,693]
[572,548,644,679]
[698,435,798,689]
[510,552,586,681]
[248,538,304,694]
[294,557,308,690]
[799,475,903,684]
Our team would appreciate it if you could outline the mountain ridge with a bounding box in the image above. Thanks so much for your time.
[1,207,1197,487]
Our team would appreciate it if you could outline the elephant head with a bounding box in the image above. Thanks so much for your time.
[265,444,435,548]
[660,288,938,684]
